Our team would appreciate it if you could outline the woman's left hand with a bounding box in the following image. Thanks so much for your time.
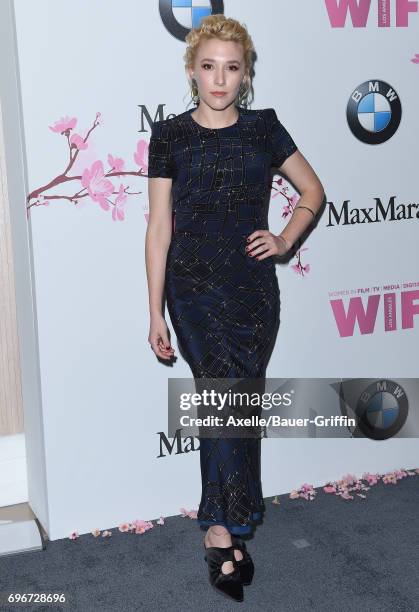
[245,230,291,260]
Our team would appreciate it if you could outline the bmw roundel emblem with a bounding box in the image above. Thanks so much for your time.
[159,0,225,41]
[355,379,408,440]
[346,80,402,144]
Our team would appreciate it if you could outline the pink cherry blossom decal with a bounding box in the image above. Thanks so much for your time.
[70,133,88,150]
[271,177,311,276]
[50,116,77,134]
[27,111,149,221]
[108,153,125,173]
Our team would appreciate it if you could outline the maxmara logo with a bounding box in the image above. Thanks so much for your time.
[159,0,224,41]
[157,429,199,457]
[327,196,418,226]
[157,428,269,457]
[325,0,419,28]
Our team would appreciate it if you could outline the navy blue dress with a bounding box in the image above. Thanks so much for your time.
[148,105,298,534]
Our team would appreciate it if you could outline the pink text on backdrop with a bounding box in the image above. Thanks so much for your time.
[330,289,419,336]
[325,0,418,27]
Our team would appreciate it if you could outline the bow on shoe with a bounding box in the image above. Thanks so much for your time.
[203,543,244,602]
[231,535,255,586]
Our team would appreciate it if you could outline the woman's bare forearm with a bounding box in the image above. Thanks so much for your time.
[145,220,172,317]
[279,187,324,248]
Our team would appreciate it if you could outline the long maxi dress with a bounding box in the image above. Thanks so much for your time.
[147,105,298,535]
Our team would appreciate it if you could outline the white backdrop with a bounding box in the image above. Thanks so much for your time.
[9,0,419,539]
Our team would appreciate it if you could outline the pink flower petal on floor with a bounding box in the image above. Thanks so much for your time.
[301,483,314,491]
[132,519,154,531]
[179,507,197,518]
[157,516,165,525]
[362,472,380,486]
[69,531,79,540]
[346,474,358,485]
[118,523,131,532]
[91,529,101,537]
[289,490,299,499]
[102,530,112,537]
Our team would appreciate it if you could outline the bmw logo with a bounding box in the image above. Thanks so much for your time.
[346,79,402,144]
[355,379,408,440]
[159,0,224,41]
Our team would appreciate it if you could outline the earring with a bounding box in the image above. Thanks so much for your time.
[237,79,250,107]
[190,77,199,105]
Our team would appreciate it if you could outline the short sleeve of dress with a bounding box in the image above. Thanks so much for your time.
[147,120,175,178]
[264,108,298,168]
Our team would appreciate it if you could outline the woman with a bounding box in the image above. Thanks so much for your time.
[145,14,324,602]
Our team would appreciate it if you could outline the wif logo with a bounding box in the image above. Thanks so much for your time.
[325,0,418,28]
[330,285,419,336]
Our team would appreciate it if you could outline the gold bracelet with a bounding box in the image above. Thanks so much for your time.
[292,205,316,220]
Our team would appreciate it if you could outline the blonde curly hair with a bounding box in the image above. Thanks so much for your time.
[183,14,255,107]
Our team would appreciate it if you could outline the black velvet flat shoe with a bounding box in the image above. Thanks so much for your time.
[203,542,244,602]
[231,535,255,585]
